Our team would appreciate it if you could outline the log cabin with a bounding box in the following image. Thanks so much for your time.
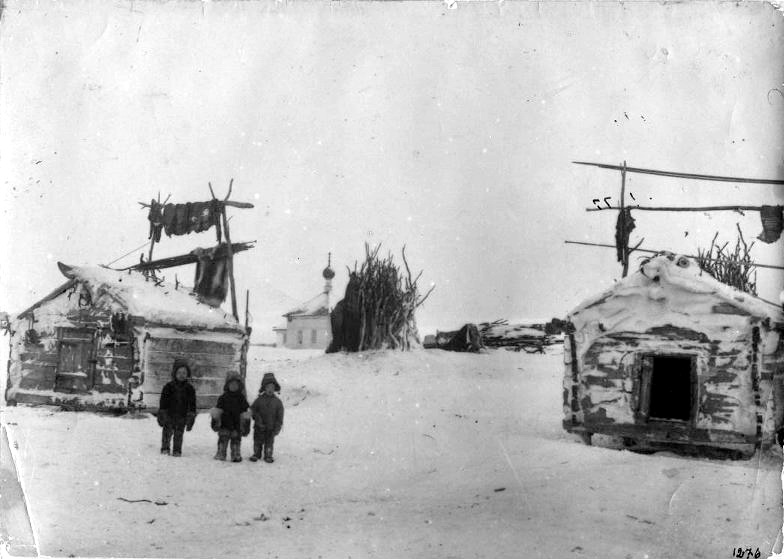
[563,252,784,458]
[5,263,248,411]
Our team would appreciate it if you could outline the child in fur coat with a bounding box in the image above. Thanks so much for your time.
[249,372,284,463]
[158,358,197,457]
[211,374,250,462]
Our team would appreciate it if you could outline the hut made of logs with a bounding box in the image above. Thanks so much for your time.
[563,252,784,458]
[5,263,248,411]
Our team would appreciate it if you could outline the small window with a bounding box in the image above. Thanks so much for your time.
[311,329,317,344]
[297,330,303,345]
[282,333,287,345]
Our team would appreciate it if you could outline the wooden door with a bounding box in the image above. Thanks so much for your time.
[55,328,95,393]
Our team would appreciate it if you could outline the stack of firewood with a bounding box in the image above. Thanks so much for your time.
[355,243,434,351]
[478,319,555,352]
[697,225,758,295]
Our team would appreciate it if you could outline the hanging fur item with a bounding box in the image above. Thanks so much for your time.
[160,201,221,237]
[615,208,636,262]
[757,205,783,243]
[192,247,229,306]
[147,200,164,242]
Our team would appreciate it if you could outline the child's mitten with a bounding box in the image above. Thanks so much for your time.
[186,412,196,432]
[208,407,223,432]
[240,411,252,437]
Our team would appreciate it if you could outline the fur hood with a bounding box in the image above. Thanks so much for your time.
[260,372,281,393]
[223,373,247,396]
[171,358,192,380]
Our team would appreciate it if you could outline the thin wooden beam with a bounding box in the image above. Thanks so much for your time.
[138,200,254,209]
[563,240,784,271]
[587,205,763,213]
[146,191,160,271]
[222,201,254,209]
[573,161,784,185]
[114,241,255,271]
[221,205,239,321]
[245,290,250,332]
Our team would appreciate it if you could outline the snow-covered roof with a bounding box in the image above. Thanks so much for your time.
[56,264,243,331]
[569,252,784,328]
[283,291,329,318]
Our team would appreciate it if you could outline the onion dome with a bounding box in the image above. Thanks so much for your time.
[323,252,335,280]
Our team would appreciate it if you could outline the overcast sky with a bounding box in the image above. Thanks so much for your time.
[1,1,783,341]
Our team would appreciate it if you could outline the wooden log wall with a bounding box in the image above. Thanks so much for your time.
[8,282,137,408]
[759,324,784,445]
[569,324,760,446]
[142,335,244,410]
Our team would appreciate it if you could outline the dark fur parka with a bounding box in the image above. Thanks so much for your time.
[158,359,197,427]
[216,376,249,432]
[250,393,284,435]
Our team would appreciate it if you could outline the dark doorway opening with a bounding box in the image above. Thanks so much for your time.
[648,356,693,421]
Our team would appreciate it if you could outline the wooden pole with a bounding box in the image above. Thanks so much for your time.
[147,239,155,266]
[221,192,239,322]
[145,191,160,278]
[563,240,784,271]
[118,241,255,271]
[208,182,223,244]
[587,204,763,213]
[138,200,254,210]
[573,161,784,185]
[245,289,250,332]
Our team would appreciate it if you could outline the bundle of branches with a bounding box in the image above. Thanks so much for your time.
[354,243,434,351]
[696,224,758,295]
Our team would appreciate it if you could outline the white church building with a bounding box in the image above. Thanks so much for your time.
[273,257,335,350]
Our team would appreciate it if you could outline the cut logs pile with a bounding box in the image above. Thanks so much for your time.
[478,319,559,353]
[355,243,434,351]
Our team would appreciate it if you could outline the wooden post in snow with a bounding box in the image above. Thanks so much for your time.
[245,289,251,334]
[221,179,239,322]
[144,192,161,279]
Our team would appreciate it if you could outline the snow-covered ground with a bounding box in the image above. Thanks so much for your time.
[1,346,782,558]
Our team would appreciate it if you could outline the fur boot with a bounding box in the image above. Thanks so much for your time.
[230,439,242,462]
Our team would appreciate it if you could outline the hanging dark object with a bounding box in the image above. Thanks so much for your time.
[24,328,40,345]
[153,201,222,237]
[147,199,164,242]
[615,208,636,262]
[192,247,229,306]
[111,312,130,340]
[757,205,783,243]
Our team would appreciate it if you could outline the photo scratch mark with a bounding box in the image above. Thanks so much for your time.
[496,438,525,506]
